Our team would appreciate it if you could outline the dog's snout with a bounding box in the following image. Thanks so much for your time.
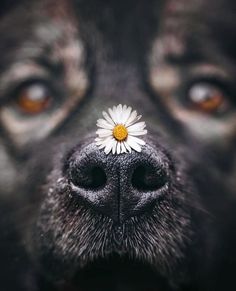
[67,143,169,223]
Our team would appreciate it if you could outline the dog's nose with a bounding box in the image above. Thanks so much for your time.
[66,143,169,223]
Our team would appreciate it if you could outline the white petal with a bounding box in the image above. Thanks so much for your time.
[128,135,146,146]
[113,106,119,123]
[121,104,127,115]
[124,141,132,153]
[117,104,122,119]
[97,143,105,148]
[112,141,117,154]
[98,143,106,149]
[96,141,103,146]
[97,119,114,129]
[95,137,102,142]
[96,128,112,138]
[97,136,113,149]
[121,106,132,124]
[104,138,116,155]
[126,137,142,152]
[96,128,112,134]
[102,111,115,126]
[114,104,122,124]
[95,138,104,145]
[130,115,142,126]
[125,112,142,127]
[121,142,127,153]
[129,130,147,136]
[117,142,121,154]
[96,133,111,138]
[97,136,113,144]
[108,107,117,124]
[125,110,137,126]
[127,121,146,132]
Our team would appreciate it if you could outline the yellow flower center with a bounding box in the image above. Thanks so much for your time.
[113,124,128,141]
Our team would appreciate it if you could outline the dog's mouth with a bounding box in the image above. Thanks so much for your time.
[35,187,198,291]
[54,255,171,291]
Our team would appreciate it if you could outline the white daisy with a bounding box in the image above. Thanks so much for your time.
[95,104,147,155]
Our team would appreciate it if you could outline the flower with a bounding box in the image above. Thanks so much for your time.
[95,104,147,155]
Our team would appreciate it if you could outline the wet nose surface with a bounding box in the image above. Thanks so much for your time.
[66,143,170,224]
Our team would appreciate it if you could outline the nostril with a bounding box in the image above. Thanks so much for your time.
[70,165,107,190]
[132,165,168,191]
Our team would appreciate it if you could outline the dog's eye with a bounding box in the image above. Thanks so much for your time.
[187,83,229,114]
[15,83,52,114]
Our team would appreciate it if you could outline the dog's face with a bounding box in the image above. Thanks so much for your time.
[1,0,236,290]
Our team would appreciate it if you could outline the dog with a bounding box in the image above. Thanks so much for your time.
[0,0,236,290]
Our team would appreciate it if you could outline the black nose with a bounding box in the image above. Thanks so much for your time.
[67,143,169,223]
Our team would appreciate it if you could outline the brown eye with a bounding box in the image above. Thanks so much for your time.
[16,83,52,114]
[188,83,227,113]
